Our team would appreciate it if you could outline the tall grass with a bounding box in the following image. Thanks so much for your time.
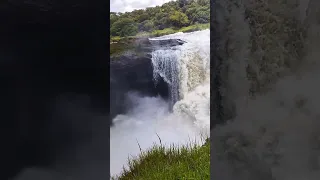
[112,137,210,180]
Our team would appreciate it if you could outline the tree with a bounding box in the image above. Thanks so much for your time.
[169,11,189,28]
[110,12,119,26]
[178,0,188,8]
[186,5,209,24]
[142,20,154,32]
[110,18,138,37]
[197,0,210,6]
[193,7,210,23]
[154,12,170,30]
[109,0,209,37]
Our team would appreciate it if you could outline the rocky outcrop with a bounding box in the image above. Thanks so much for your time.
[149,38,186,48]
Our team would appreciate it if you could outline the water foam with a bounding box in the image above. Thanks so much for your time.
[151,29,210,127]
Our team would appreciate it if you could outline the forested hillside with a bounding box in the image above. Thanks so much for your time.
[110,0,209,38]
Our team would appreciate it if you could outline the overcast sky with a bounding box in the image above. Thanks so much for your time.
[110,0,175,13]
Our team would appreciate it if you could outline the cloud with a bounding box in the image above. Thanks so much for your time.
[110,0,175,13]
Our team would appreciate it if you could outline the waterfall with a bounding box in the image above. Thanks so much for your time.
[151,49,180,109]
[150,29,210,131]
[111,30,210,176]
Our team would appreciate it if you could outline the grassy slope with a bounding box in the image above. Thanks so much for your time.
[112,139,210,180]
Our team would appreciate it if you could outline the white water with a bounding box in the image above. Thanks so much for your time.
[110,29,210,177]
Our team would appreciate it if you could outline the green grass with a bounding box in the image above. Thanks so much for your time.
[149,23,210,37]
[179,23,210,33]
[150,28,177,37]
[111,36,122,42]
[112,138,210,180]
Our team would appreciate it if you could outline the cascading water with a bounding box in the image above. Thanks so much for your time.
[150,30,210,127]
[110,30,210,177]
[151,49,180,109]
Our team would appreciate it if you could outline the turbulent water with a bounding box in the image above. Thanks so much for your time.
[110,29,210,176]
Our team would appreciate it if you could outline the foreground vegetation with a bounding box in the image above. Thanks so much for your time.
[110,0,209,39]
[112,139,210,180]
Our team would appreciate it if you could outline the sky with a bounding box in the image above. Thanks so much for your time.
[110,0,175,13]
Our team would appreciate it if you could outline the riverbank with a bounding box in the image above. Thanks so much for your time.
[110,23,209,43]
[112,138,210,180]
[110,24,209,56]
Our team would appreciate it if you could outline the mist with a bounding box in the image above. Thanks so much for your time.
[110,92,204,176]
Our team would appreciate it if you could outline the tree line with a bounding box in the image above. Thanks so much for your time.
[110,0,210,37]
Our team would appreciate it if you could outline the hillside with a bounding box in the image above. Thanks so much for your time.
[110,0,209,39]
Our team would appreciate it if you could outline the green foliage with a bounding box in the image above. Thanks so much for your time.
[141,20,154,32]
[110,18,138,37]
[178,0,188,8]
[110,12,119,26]
[149,23,209,37]
[188,6,210,23]
[169,11,190,28]
[180,23,210,33]
[110,0,209,38]
[110,36,122,42]
[112,138,210,180]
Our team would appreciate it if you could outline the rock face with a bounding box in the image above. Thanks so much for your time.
[110,38,185,122]
[149,38,186,48]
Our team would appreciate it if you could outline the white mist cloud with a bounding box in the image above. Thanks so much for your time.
[110,93,204,176]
